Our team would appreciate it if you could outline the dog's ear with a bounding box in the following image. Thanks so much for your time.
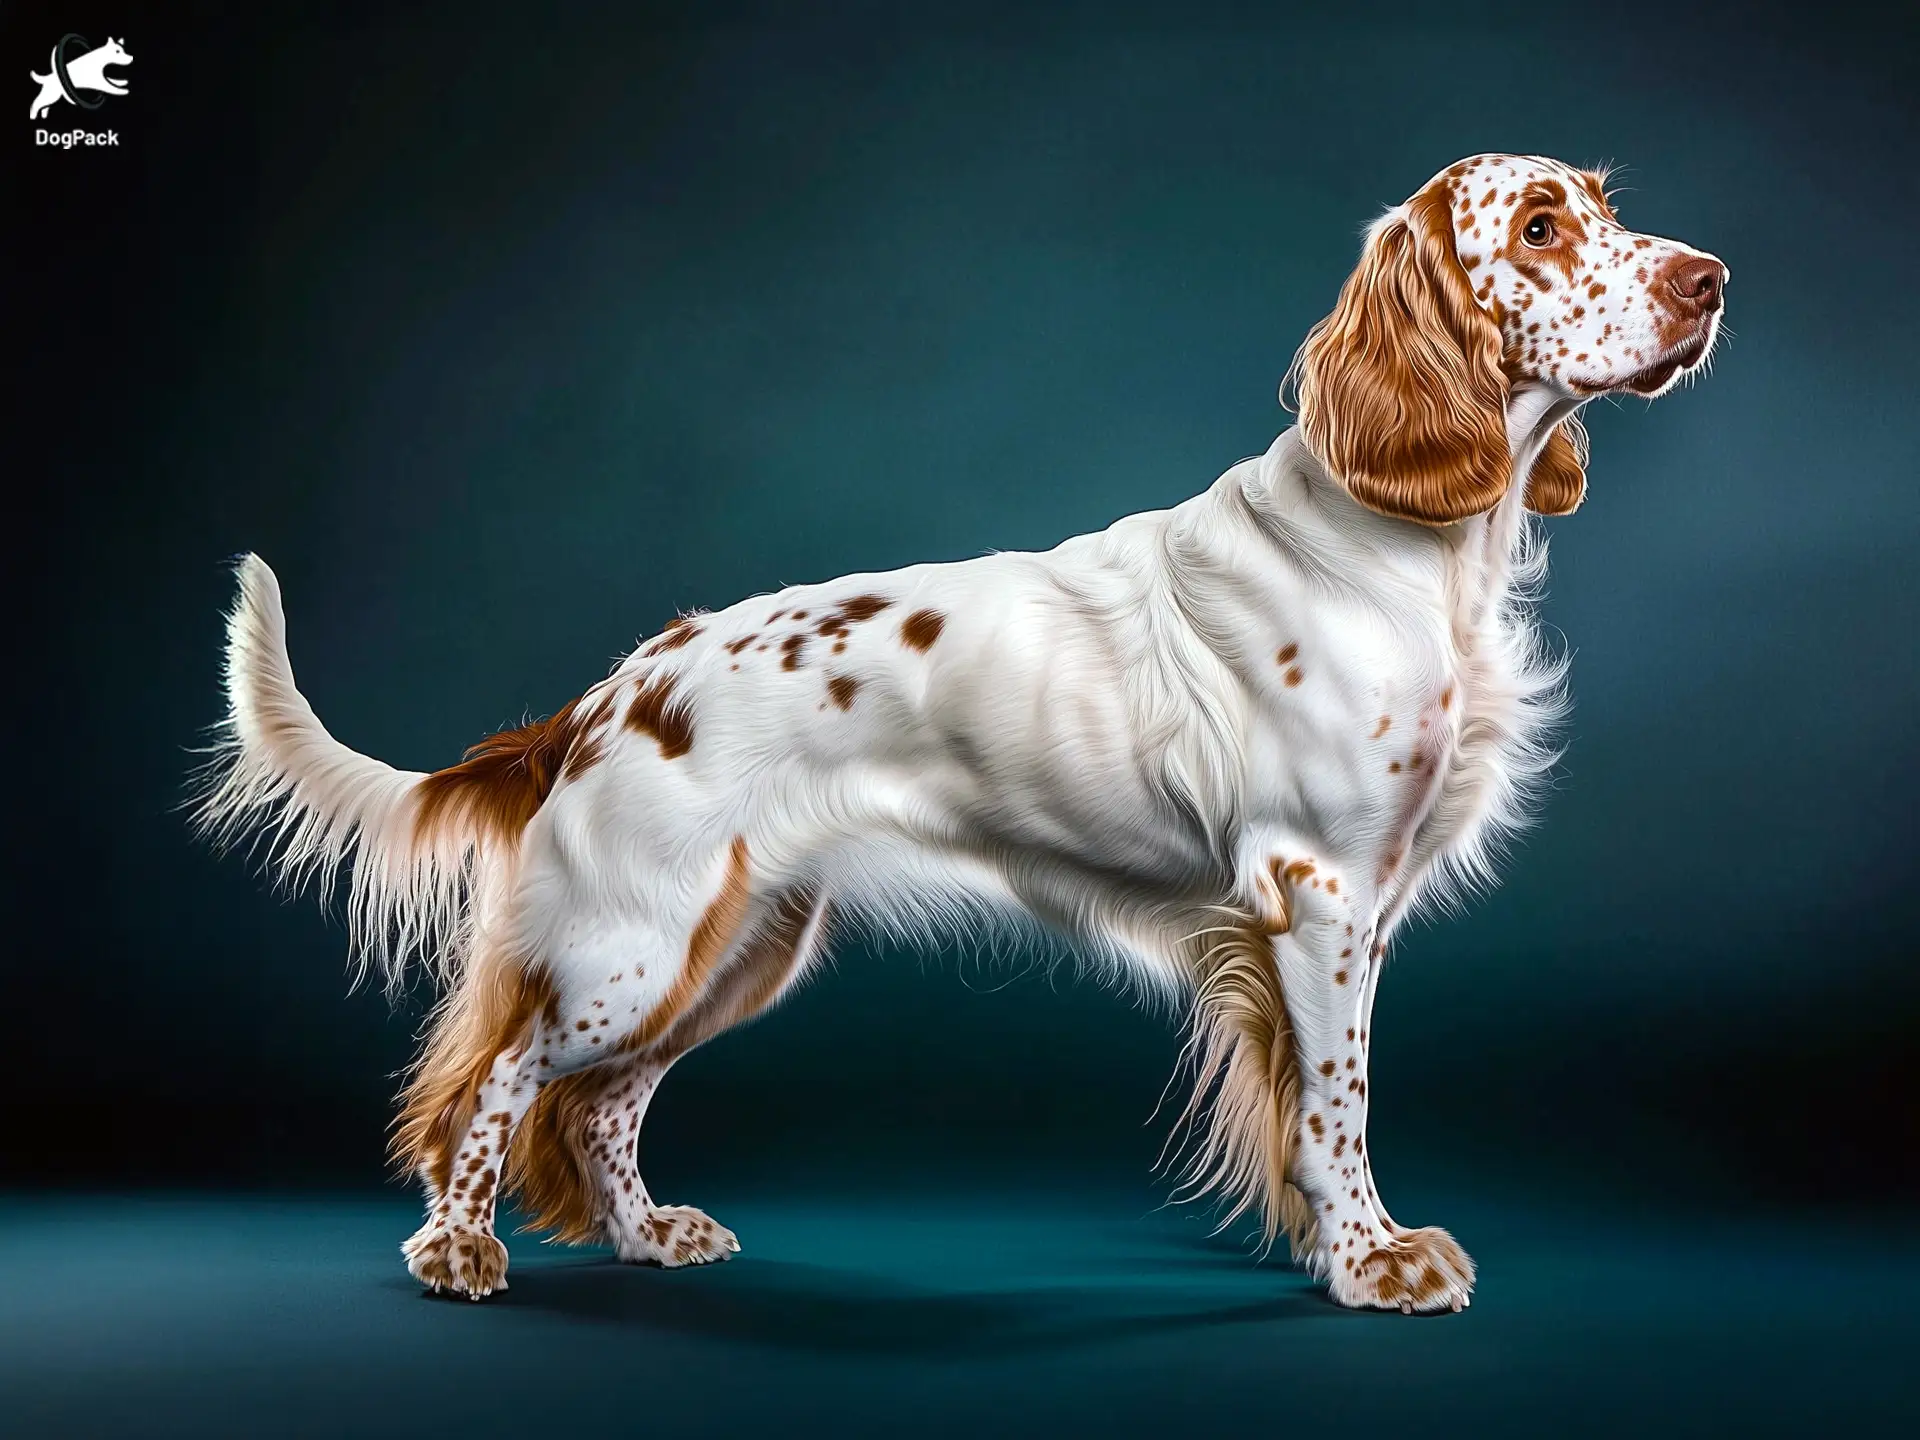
[1289,182,1511,526]
[1525,414,1588,516]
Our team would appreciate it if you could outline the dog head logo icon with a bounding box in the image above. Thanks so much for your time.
[29,35,132,121]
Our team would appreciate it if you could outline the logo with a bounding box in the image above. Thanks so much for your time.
[29,33,131,123]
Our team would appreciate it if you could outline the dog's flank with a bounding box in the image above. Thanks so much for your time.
[196,153,1723,1310]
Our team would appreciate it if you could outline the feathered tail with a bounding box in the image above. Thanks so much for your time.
[190,554,505,994]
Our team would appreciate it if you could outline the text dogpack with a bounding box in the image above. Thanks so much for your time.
[37,127,118,147]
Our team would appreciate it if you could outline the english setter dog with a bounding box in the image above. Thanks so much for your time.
[198,154,1725,1310]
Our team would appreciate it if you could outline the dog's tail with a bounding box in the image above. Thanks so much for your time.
[191,554,578,993]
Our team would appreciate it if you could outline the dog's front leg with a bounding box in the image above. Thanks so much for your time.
[1267,855,1475,1313]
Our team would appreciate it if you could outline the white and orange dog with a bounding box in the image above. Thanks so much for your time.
[199,155,1724,1310]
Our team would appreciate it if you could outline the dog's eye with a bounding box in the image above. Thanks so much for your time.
[1522,215,1556,248]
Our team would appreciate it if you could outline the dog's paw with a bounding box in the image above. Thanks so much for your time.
[613,1204,739,1268]
[404,1221,510,1300]
[1326,1225,1474,1314]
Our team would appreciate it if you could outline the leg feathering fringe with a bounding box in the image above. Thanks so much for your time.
[504,1070,614,1245]
[391,951,555,1196]
[1165,919,1319,1259]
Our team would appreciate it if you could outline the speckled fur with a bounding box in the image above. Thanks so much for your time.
[196,154,1723,1309]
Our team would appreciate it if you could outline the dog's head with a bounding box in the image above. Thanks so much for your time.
[1289,154,1726,524]
[97,37,133,69]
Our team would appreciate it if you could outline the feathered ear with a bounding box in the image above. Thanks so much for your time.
[1525,413,1588,516]
[1289,183,1511,526]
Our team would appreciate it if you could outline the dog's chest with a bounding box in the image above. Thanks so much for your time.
[1237,547,1540,909]
[1393,632,1515,876]
[1367,562,1549,914]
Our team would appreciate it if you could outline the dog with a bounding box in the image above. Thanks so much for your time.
[29,36,131,120]
[197,154,1724,1310]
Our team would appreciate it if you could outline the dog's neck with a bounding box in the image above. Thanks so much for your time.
[1446,384,1584,632]
[1266,391,1582,621]
[1505,382,1581,480]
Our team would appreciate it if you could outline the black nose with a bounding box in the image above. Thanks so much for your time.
[1666,256,1725,315]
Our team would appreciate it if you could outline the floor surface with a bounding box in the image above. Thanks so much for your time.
[2,1188,1912,1437]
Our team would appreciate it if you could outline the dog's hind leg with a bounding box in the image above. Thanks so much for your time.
[612,888,830,1265]
[392,937,573,1299]
[558,1056,740,1268]
[29,76,60,121]
[510,888,831,1266]
[403,1034,546,1299]
[395,923,689,1296]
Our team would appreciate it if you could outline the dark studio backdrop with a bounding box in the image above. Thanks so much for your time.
[3,0,1917,1433]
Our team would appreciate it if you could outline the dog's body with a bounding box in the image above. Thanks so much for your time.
[28,37,131,120]
[199,155,1724,1310]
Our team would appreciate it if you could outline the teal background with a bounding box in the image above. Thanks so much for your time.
[4,0,1916,1433]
